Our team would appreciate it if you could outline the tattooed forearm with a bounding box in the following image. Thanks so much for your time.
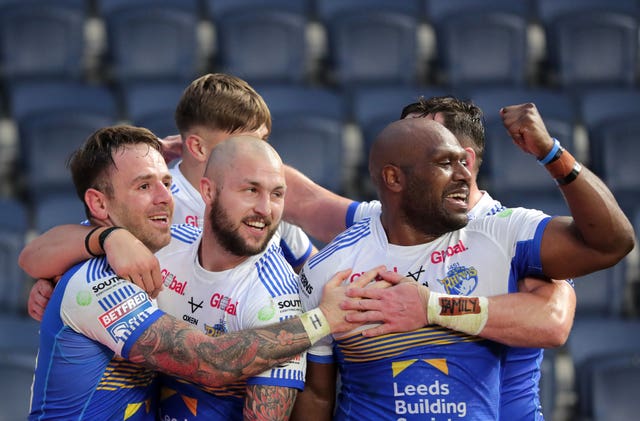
[244,385,297,421]
[128,314,310,388]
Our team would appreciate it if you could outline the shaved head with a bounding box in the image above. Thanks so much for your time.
[204,135,283,184]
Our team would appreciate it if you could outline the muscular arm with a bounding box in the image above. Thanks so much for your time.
[244,385,298,421]
[290,361,336,421]
[343,277,576,348]
[129,314,312,388]
[283,165,354,244]
[500,104,635,278]
[19,224,163,296]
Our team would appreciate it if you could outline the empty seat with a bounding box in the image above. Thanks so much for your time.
[0,0,86,82]
[99,0,200,85]
[427,0,531,88]
[536,0,639,90]
[8,81,119,200]
[33,191,86,234]
[590,352,640,421]
[122,81,186,138]
[317,0,422,87]
[0,197,29,314]
[255,84,347,192]
[206,0,311,84]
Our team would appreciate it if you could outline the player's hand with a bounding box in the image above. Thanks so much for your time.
[343,277,430,337]
[28,278,56,321]
[500,103,555,159]
[318,265,388,334]
[102,229,163,298]
[160,134,183,164]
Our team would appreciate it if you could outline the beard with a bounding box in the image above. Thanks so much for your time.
[207,197,278,257]
[401,176,468,238]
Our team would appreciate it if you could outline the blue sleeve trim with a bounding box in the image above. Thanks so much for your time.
[121,310,165,359]
[281,240,312,268]
[345,201,360,228]
[307,353,335,364]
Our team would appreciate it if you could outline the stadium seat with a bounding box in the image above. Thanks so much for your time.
[33,191,86,234]
[8,81,119,200]
[255,84,347,192]
[316,0,422,87]
[99,0,200,85]
[427,0,531,88]
[0,197,29,314]
[122,81,186,138]
[535,0,639,90]
[0,0,86,82]
[206,0,310,84]
[578,89,640,213]
[590,352,640,421]
[566,317,640,418]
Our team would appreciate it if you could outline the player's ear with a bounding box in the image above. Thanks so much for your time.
[381,165,404,192]
[200,176,216,205]
[185,134,208,163]
[85,188,108,220]
[464,147,477,172]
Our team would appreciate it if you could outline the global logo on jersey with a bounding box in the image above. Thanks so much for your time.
[162,269,187,295]
[430,240,468,264]
[349,267,399,283]
[210,293,238,315]
[185,215,199,227]
[435,263,478,295]
[205,320,227,337]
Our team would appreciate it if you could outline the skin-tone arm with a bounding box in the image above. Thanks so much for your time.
[244,385,297,421]
[344,277,576,348]
[132,268,388,389]
[500,103,635,278]
[283,165,354,244]
[290,361,336,421]
[19,224,164,296]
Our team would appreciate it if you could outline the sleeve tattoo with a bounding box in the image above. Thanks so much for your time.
[128,314,310,388]
[244,385,298,421]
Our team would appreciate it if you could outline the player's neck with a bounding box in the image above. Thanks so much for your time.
[468,183,483,210]
[198,230,250,272]
[179,159,206,190]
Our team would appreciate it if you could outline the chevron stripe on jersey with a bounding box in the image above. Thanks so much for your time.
[308,219,372,269]
[86,256,115,283]
[256,243,299,297]
[170,223,202,244]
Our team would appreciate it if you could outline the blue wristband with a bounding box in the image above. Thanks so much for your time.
[537,138,561,165]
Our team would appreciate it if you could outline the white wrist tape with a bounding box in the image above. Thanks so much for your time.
[427,292,489,336]
[300,308,331,345]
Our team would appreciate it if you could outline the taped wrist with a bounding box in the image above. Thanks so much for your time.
[299,308,331,345]
[427,292,489,336]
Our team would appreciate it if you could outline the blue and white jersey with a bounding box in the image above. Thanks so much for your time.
[169,163,312,267]
[300,208,550,420]
[352,194,557,419]
[30,258,164,420]
[155,224,305,420]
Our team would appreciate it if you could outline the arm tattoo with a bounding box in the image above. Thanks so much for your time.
[128,315,310,388]
[244,385,298,421]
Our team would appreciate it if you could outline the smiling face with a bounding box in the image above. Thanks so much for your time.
[203,137,285,258]
[104,144,174,252]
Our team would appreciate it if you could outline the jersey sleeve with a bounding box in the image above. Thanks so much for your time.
[60,259,164,360]
[278,221,313,268]
[347,201,382,228]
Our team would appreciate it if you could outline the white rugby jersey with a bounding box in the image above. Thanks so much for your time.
[155,224,305,420]
[169,162,312,268]
[31,258,163,420]
[300,208,550,420]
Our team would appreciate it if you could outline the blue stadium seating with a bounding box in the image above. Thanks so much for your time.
[0,0,86,82]
[317,0,422,87]
[0,197,29,314]
[590,352,640,421]
[122,81,186,138]
[427,0,531,88]
[99,0,200,85]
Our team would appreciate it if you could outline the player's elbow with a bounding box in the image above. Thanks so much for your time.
[18,244,39,278]
[543,300,574,348]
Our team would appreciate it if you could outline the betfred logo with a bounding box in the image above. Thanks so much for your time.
[210,293,238,315]
[430,240,468,264]
[162,269,187,295]
[99,292,147,327]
